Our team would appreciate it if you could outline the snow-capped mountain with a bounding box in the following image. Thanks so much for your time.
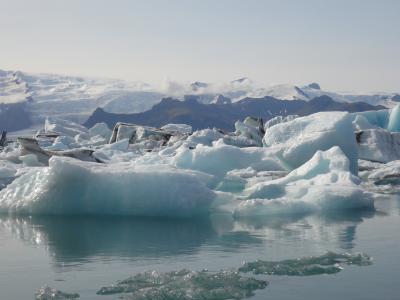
[0,69,164,124]
[260,83,399,108]
[0,68,398,132]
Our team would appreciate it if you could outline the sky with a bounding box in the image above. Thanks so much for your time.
[0,0,399,92]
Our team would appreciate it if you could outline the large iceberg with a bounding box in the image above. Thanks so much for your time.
[263,111,358,174]
[0,157,216,216]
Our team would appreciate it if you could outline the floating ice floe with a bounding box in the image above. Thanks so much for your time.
[96,269,268,300]
[239,252,372,276]
[35,251,372,299]
[35,286,79,300]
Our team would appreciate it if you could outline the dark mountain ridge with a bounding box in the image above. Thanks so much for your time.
[84,95,385,131]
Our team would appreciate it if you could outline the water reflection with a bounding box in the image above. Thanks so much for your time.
[0,216,217,261]
[0,209,378,266]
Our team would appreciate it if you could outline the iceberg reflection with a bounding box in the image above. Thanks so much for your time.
[0,209,376,266]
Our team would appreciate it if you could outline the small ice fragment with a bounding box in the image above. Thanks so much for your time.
[239,252,372,276]
[35,286,79,300]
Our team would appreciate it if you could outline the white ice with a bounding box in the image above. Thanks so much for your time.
[263,111,358,174]
[0,157,216,216]
[0,107,387,217]
[235,147,374,216]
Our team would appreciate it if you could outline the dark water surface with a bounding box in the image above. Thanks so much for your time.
[1,197,400,299]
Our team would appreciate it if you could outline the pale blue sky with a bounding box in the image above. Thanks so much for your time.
[0,0,399,92]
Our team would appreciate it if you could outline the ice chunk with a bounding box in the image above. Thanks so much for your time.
[367,160,400,185]
[264,115,298,130]
[46,136,77,151]
[109,123,186,153]
[175,140,284,178]
[234,118,263,147]
[88,122,111,139]
[35,286,79,299]
[263,111,358,174]
[239,252,372,276]
[356,129,400,163]
[97,269,268,299]
[352,114,377,131]
[0,161,17,179]
[352,109,389,129]
[358,159,383,172]
[161,123,192,134]
[352,104,400,132]
[0,157,216,216]
[186,128,225,146]
[19,154,44,167]
[92,139,131,162]
[236,147,374,216]
[387,104,400,132]
[216,168,288,193]
[18,137,100,165]
[110,123,137,143]
[45,117,88,137]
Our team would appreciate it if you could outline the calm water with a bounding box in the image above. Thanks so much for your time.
[1,197,400,299]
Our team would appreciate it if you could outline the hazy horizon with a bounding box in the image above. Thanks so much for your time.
[1,0,399,93]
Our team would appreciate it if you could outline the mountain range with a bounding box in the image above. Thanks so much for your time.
[0,69,397,132]
[85,95,385,131]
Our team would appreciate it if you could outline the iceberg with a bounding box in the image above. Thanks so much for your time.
[387,104,400,132]
[351,106,400,163]
[161,123,192,134]
[87,122,111,140]
[0,107,388,217]
[352,104,400,132]
[235,147,374,216]
[263,111,358,174]
[264,115,298,130]
[175,140,284,178]
[0,157,216,216]
[366,160,400,185]
[44,117,88,137]
[356,129,400,163]
[234,117,265,147]
[18,137,100,165]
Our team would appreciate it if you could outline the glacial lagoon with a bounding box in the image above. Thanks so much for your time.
[1,196,399,299]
